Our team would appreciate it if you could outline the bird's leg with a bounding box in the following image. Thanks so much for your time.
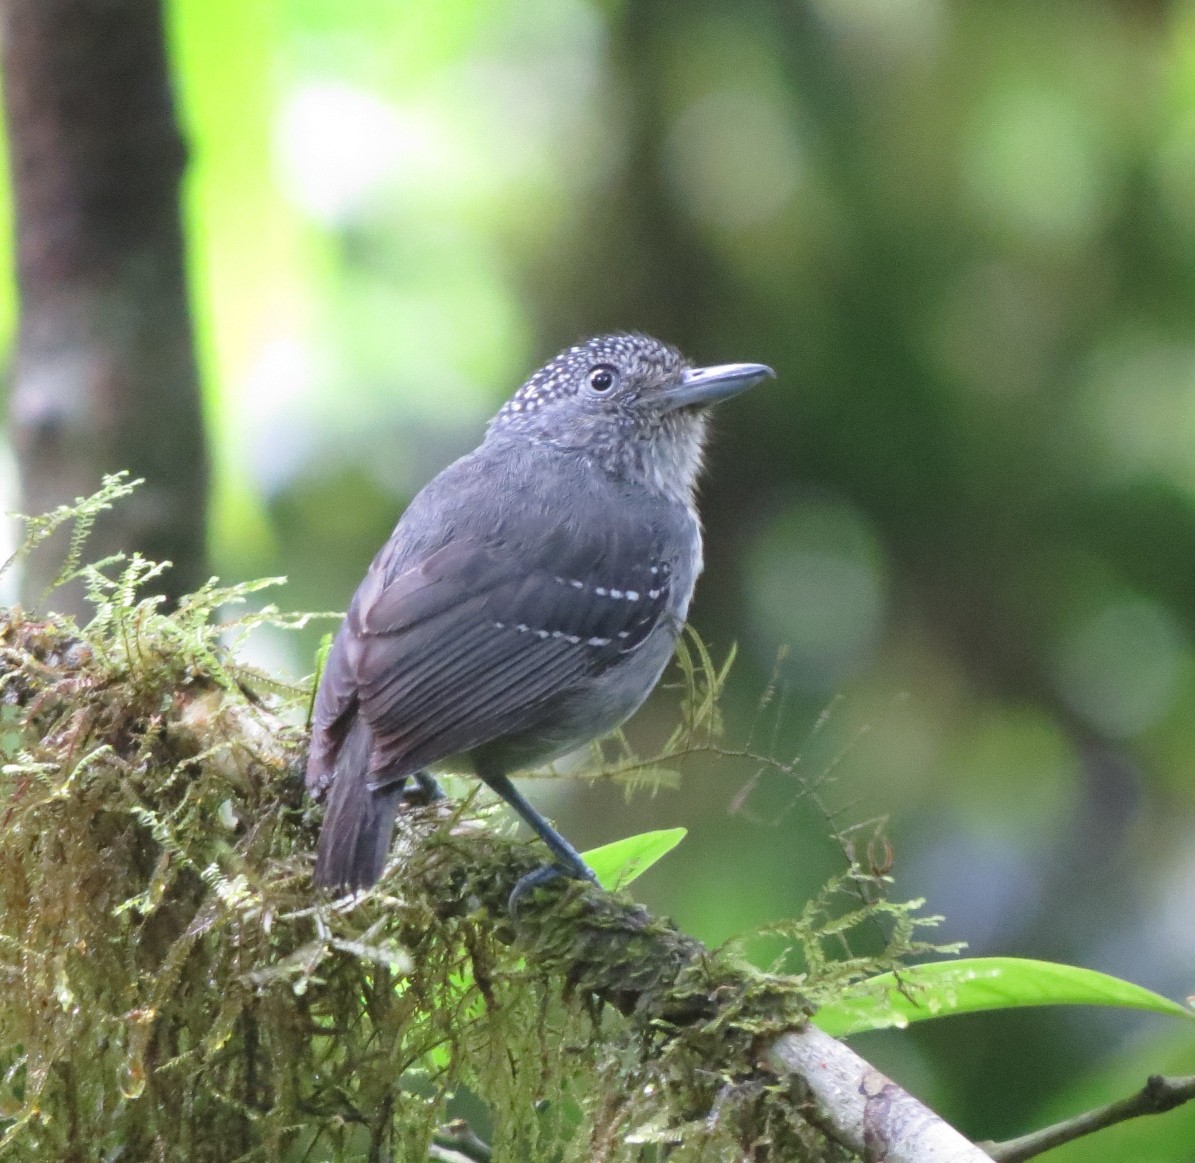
[477,769,598,906]
[401,770,446,806]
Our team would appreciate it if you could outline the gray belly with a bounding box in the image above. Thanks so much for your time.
[464,615,683,775]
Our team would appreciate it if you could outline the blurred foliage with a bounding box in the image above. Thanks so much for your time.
[2,0,1195,1154]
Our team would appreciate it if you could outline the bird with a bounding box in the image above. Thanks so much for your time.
[306,333,774,892]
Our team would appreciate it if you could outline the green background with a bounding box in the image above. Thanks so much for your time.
[14,1,1195,1154]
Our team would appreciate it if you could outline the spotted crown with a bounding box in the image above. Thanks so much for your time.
[493,333,686,423]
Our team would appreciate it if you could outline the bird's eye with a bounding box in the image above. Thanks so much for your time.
[587,365,619,394]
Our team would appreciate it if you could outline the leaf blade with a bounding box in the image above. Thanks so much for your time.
[812,957,1195,1037]
[582,828,687,890]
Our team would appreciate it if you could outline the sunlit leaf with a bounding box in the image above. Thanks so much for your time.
[812,957,1195,1037]
[583,828,687,890]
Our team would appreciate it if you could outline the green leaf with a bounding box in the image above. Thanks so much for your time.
[812,957,1195,1037]
[582,828,687,890]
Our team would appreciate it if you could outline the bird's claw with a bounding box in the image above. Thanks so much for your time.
[508,862,598,918]
[400,772,446,806]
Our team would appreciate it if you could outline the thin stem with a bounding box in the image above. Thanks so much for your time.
[981,1074,1195,1163]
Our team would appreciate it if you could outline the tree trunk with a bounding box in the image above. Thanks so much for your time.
[1,0,208,616]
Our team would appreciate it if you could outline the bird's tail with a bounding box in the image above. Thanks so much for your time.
[313,717,405,891]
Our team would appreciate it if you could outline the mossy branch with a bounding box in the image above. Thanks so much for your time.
[0,482,982,1161]
[0,610,990,1162]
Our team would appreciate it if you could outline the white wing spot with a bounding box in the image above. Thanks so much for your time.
[594,586,608,597]
[515,623,530,633]
[587,636,611,647]
[625,590,639,601]
[648,588,660,599]
[609,588,624,599]
[493,620,507,630]
[570,579,584,589]
[534,629,549,639]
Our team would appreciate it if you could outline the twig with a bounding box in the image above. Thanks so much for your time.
[980,1074,1195,1162]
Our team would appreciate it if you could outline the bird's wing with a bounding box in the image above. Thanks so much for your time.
[306,618,361,793]
[340,525,674,783]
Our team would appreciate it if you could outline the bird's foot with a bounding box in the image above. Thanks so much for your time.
[400,771,446,807]
[508,861,598,917]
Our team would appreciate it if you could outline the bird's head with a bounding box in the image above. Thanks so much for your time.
[488,333,773,502]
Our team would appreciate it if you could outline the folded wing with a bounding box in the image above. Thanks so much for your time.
[310,523,674,792]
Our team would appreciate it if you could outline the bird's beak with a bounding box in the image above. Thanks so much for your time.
[659,362,776,412]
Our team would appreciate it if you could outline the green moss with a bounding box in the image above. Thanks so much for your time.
[0,481,944,1161]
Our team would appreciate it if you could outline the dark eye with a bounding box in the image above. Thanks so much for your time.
[587,365,619,394]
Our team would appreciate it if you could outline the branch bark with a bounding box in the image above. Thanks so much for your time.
[771,1027,994,1162]
[0,0,208,615]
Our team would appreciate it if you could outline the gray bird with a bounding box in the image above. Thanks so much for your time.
[306,333,773,891]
